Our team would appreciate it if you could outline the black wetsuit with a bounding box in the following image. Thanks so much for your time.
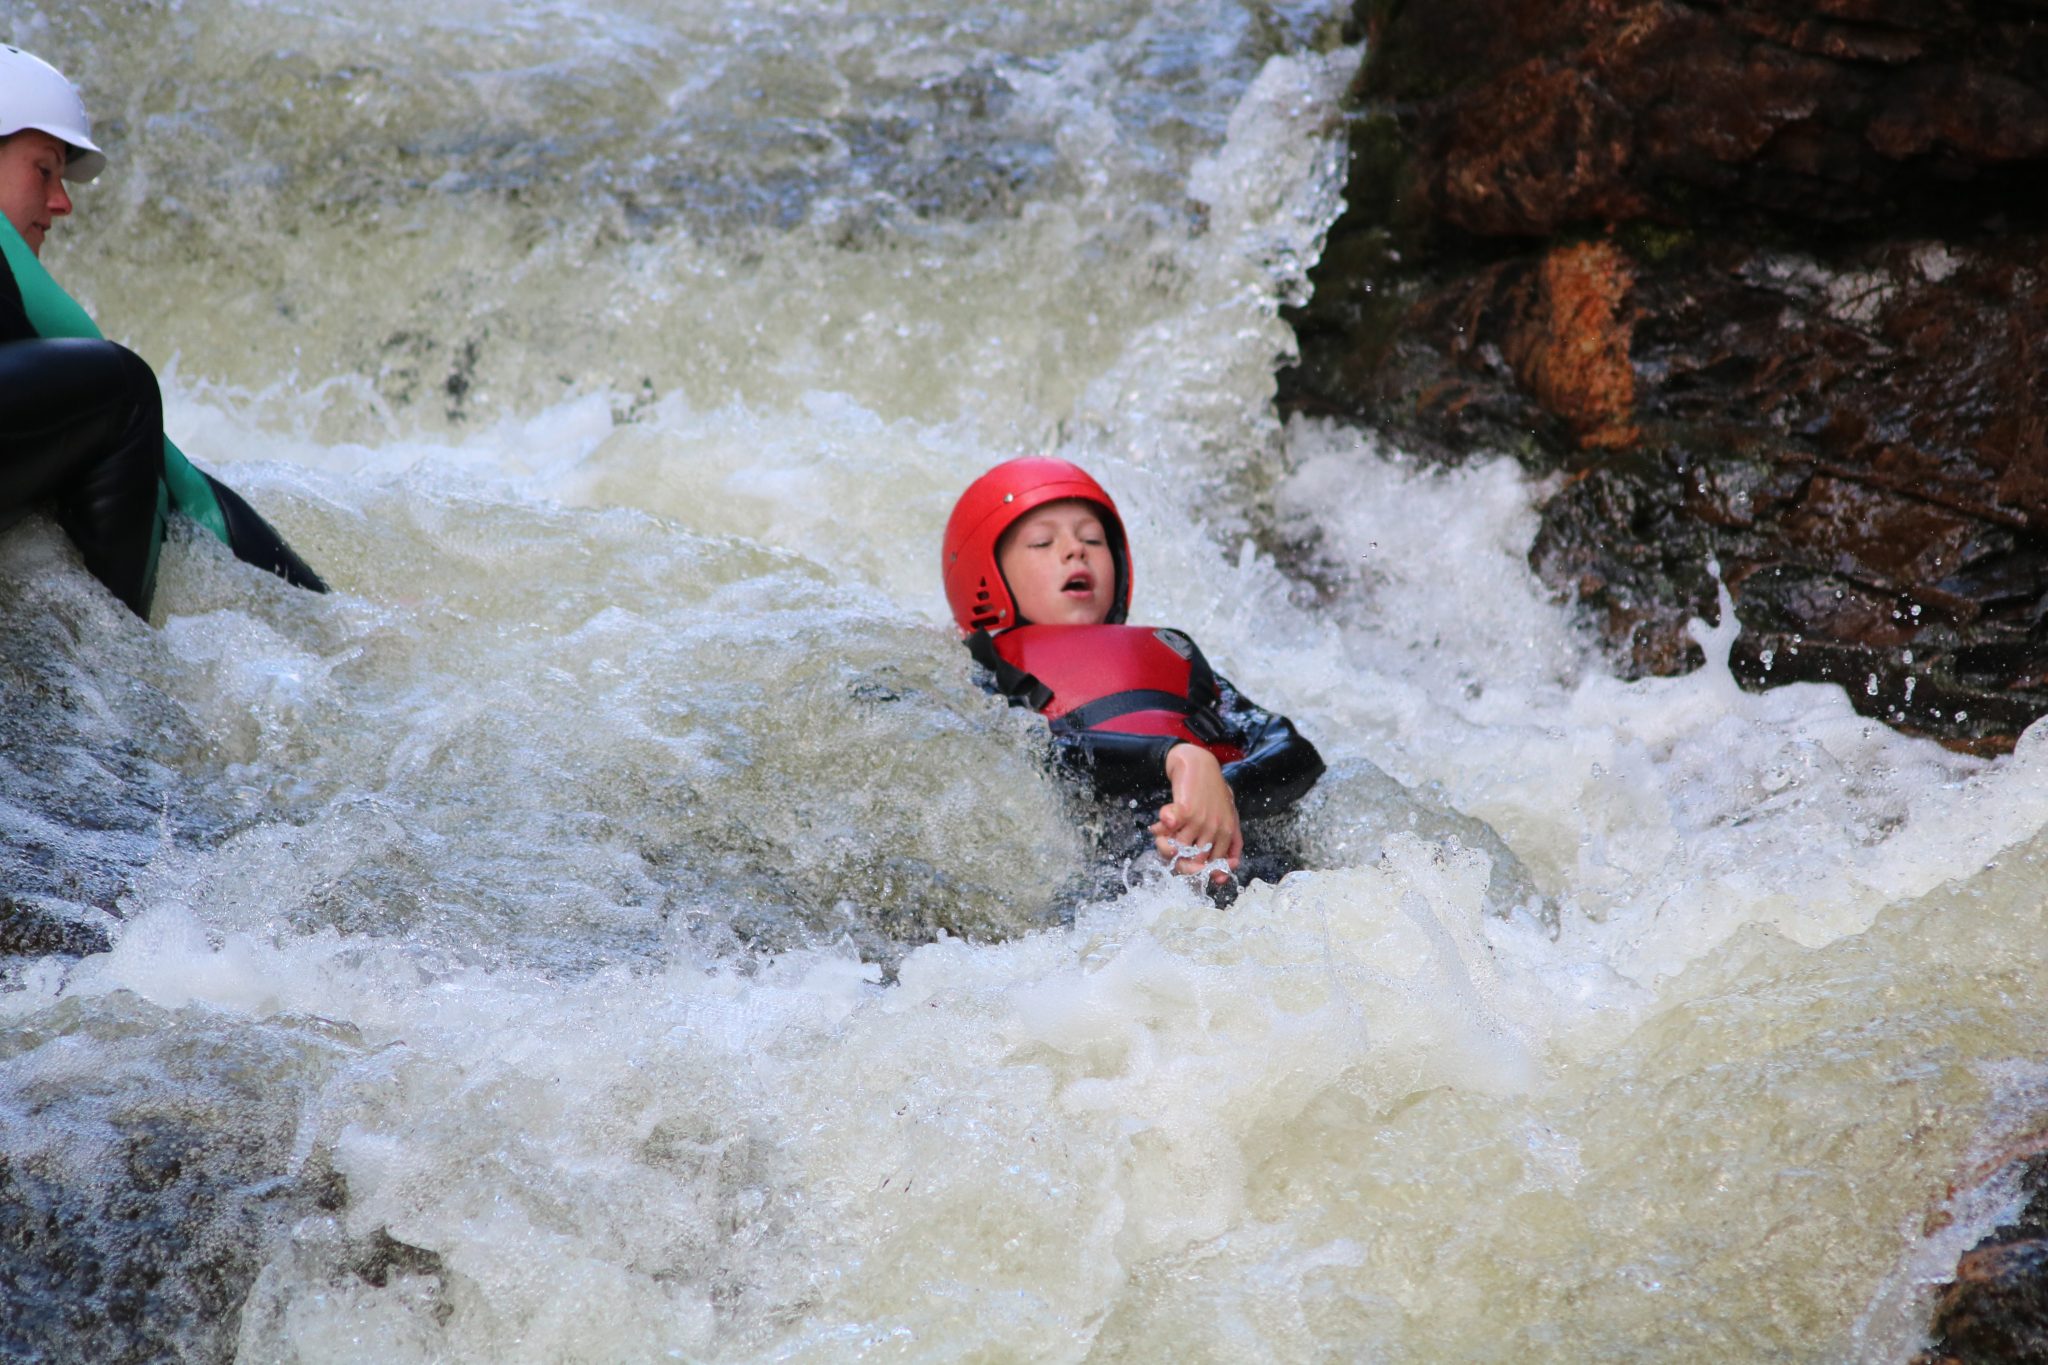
[1041,669,1324,818]
[0,260,164,615]
[0,251,325,616]
[974,635,1326,899]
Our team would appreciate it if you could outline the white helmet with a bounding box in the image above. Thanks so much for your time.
[0,45,106,182]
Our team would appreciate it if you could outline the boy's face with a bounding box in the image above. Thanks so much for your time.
[997,498,1115,627]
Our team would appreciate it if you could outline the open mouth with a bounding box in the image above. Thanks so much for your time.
[1063,573,1093,594]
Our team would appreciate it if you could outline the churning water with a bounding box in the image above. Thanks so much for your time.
[3,1,2045,1360]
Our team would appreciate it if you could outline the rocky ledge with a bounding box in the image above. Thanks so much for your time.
[1280,0,2048,754]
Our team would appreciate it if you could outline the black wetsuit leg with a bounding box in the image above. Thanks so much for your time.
[0,338,164,617]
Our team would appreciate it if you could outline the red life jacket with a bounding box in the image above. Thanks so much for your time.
[968,624,1246,765]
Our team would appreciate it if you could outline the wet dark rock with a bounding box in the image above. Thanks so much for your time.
[1281,0,2048,752]
[0,895,114,959]
[1917,1148,2048,1364]
[350,1225,448,1293]
[0,999,361,1364]
[0,561,235,972]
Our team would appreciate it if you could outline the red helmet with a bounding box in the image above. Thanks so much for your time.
[942,457,1131,634]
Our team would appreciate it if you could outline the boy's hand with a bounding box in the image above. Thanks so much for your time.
[1150,744,1243,884]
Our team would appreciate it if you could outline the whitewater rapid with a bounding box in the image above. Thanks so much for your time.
[4,1,2047,1361]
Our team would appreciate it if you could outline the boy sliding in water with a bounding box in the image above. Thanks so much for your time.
[942,457,1324,889]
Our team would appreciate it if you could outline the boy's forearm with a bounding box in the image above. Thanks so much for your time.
[1221,725,1326,817]
[1050,730,1180,798]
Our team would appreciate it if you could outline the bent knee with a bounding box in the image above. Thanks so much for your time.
[0,336,162,417]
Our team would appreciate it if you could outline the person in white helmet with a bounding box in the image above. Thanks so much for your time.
[0,44,324,617]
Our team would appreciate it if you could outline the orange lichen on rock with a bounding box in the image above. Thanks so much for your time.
[1511,238,1639,450]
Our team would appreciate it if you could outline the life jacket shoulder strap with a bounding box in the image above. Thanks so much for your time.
[964,629,1053,711]
[1159,628,1223,709]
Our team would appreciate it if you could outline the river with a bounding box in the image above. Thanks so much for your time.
[3,1,2046,1360]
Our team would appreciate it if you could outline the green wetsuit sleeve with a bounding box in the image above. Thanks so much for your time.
[0,217,230,544]
[158,439,227,541]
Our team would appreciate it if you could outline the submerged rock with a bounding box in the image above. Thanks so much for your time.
[1281,0,2048,753]
[0,896,113,959]
[0,567,211,972]
[0,999,362,1364]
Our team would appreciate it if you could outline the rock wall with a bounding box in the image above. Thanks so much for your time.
[1281,0,2048,752]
